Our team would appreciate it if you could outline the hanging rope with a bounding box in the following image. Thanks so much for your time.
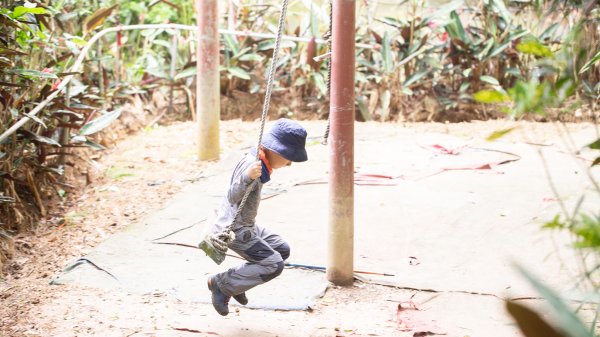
[225,0,290,234]
[322,0,333,145]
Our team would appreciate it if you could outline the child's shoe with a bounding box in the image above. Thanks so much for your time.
[233,292,248,305]
[207,276,230,316]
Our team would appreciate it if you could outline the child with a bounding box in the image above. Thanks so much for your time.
[206,118,308,316]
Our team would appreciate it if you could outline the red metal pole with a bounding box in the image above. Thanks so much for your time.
[327,0,355,286]
[196,0,220,161]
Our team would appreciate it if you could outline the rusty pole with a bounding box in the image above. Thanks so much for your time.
[196,0,220,161]
[327,0,355,286]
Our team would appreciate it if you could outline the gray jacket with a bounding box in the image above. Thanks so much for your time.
[212,152,263,234]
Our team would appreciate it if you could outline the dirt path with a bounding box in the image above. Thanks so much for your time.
[1,119,598,337]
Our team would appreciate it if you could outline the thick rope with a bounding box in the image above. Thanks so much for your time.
[322,0,333,145]
[226,0,290,233]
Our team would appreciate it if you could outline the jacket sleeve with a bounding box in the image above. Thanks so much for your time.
[227,157,254,205]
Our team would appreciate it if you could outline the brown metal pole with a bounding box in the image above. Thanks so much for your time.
[196,0,220,161]
[327,0,355,286]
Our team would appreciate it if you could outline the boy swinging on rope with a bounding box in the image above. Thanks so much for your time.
[205,118,308,316]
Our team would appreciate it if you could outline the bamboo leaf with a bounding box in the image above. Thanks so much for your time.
[0,81,26,88]
[486,127,516,141]
[514,265,594,337]
[480,75,500,86]
[6,68,58,79]
[238,54,263,62]
[79,109,121,136]
[580,51,600,74]
[227,67,250,80]
[588,139,600,150]
[506,301,565,337]
[382,32,393,74]
[152,39,172,49]
[257,39,296,51]
[84,138,106,150]
[12,6,47,19]
[174,66,197,80]
[473,90,510,103]
[489,0,512,24]
[539,23,560,41]
[18,130,61,147]
[313,72,327,97]
[403,70,429,88]
[223,33,239,55]
[0,48,27,55]
[516,40,554,58]
[83,5,118,34]
[357,95,370,121]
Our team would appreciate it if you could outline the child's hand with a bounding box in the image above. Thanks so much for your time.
[245,161,262,180]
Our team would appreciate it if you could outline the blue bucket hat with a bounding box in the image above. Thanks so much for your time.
[261,118,308,162]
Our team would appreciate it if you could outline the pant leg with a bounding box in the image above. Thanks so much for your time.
[255,225,290,260]
[215,226,286,297]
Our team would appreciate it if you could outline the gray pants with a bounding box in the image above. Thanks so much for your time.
[214,225,290,297]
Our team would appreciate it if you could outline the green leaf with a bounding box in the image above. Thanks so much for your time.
[312,72,327,97]
[592,157,600,167]
[18,130,61,147]
[223,33,239,55]
[107,166,134,180]
[489,0,512,25]
[516,40,554,58]
[473,90,510,103]
[309,3,319,38]
[403,70,429,88]
[174,67,197,80]
[79,109,121,136]
[572,213,600,249]
[542,215,565,230]
[580,51,600,74]
[84,139,106,151]
[232,47,253,60]
[22,111,46,128]
[588,139,600,150]
[294,76,306,87]
[12,6,47,19]
[446,10,469,43]
[227,67,250,80]
[256,39,296,51]
[152,39,172,49]
[238,54,263,62]
[356,95,370,121]
[514,265,594,337]
[539,23,560,41]
[382,32,393,74]
[506,301,565,337]
[486,127,516,141]
[6,69,57,79]
[477,38,495,60]
[480,75,500,86]
[71,135,87,143]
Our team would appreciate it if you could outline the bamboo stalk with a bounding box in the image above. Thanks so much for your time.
[26,171,45,217]
[169,31,178,116]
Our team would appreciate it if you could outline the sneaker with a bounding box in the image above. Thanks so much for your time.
[233,292,248,305]
[207,276,230,316]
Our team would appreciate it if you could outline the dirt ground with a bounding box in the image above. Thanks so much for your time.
[0,119,598,337]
